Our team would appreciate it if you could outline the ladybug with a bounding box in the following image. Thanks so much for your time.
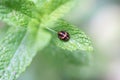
[58,31,70,41]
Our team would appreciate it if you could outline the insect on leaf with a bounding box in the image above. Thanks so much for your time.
[49,19,93,52]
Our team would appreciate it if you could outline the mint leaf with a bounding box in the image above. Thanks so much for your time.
[48,20,93,52]
[0,0,42,28]
[40,0,75,28]
[0,0,41,19]
[0,26,26,77]
[0,24,51,80]
[0,0,76,27]
[0,5,30,27]
[33,0,74,15]
[0,28,50,80]
[0,23,9,40]
[0,0,92,80]
[0,0,36,17]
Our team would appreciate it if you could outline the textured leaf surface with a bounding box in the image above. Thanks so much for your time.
[49,20,93,52]
[0,26,51,80]
[0,26,27,78]
[0,1,41,79]
[0,0,75,80]
[0,0,36,27]
[0,23,9,40]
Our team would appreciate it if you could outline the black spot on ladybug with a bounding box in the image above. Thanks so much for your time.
[58,31,70,41]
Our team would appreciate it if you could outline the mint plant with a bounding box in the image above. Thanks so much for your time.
[0,0,93,80]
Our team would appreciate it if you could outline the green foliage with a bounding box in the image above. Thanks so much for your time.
[0,0,93,80]
[39,40,93,66]
[50,19,93,52]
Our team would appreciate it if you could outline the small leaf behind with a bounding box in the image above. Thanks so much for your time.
[40,0,75,28]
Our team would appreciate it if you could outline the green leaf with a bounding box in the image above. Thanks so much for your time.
[33,0,76,23]
[0,0,76,28]
[0,23,51,80]
[40,0,75,28]
[0,0,40,27]
[0,22,9,40]
[0,26,27,77]
[0,7,29,27]
[0,0,36,17]
[47,19,93,52]
[0,0,82,79]
[33,0,74,15]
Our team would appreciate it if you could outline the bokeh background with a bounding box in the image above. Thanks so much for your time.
[0,0,120,80]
